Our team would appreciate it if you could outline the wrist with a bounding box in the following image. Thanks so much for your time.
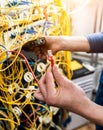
[74,96,103,126]
[70,94,92,115]
[85,102,103,126]
[58,36,69,51]
[53,36,65,52]
[77,97,94,117]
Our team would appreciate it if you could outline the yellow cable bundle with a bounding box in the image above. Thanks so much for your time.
[54,0,62,6]
[53,0,71,79]
[0,0,71,129]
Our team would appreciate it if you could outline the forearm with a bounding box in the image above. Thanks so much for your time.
[74,96,103,126]
[59,36,90,52]
[45,33,103,54]
[88,102,103,126]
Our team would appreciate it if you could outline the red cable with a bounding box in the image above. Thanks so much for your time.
[47,50,54,67]
[9,50,39,85]
[43,6,48,21]
[47,56,54,67]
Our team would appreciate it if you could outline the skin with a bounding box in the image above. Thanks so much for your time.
[34,36,90,58]
[34,36,103,126]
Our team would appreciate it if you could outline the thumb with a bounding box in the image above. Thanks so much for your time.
[52,64,67,85]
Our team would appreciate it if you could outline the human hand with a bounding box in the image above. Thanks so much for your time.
[33,36,62,59]
[34,64,88,113]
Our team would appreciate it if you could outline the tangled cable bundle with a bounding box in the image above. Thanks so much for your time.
[0,0,71,129]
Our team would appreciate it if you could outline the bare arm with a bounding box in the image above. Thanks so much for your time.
[46,36,90,52]
[74,95,103,126]
[45,32,103,53]
[32,32,103,58]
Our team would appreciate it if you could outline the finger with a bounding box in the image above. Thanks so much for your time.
[38,53,47,59]
[45,66,56,95]
[52,64,67,85]
[34,46,47,58]
[34,47,40,55]
[34,89,45,102]
[38,73,47,98]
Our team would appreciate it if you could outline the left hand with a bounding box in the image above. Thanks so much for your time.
[34,64,86,112]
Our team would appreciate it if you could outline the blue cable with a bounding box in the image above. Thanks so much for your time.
[8,0,32,7]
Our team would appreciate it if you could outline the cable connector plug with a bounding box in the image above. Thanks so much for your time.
[47,50,54,67]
